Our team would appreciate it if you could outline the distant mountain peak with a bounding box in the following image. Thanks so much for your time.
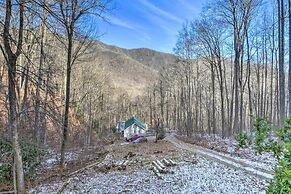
[91,41,177,97]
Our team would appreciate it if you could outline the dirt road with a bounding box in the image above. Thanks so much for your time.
[166,134,274,180]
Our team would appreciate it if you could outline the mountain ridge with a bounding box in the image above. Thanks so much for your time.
[91,41,177,97]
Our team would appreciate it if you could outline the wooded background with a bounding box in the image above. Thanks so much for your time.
[1,0,291,193]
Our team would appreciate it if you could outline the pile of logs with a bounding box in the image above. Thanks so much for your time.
[115,160,130,170]
[151,158,177,179]
[95,159,131,172]
[95,158,144,172]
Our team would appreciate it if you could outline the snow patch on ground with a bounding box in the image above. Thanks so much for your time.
[178,133,277,172]
[30,155,267,194]
[39,149,83,169]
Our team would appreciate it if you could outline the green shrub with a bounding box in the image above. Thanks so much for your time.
[267,119,291,194]
[268,149,290,194]
[239,118,291,194]
[0,138,46,184]
[253,118,272,154]
[0,138,13,183]
[236,131,249,148]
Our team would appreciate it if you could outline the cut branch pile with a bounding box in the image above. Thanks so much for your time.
[56,154,135,193]
[151,158,176,179]
[95,156,136,172]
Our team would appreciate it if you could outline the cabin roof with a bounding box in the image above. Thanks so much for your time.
[124,117,146,130]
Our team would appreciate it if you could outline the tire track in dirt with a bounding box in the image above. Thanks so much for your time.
[166,135,274,180]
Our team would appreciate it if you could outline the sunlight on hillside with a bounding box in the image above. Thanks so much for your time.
[0,0,290,193]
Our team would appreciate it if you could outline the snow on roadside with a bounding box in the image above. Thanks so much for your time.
[30,155,267,194]
[177,134,277,172]
[39,149,82,169]
[193,142,275,174]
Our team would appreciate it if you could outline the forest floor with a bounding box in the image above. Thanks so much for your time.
[28,132,275,194]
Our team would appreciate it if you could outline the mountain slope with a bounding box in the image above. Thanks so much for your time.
[126,48,177,71]
[90,42,177,97]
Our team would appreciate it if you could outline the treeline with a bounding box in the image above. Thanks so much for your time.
[129,0,291,138]
[1,0,291,192]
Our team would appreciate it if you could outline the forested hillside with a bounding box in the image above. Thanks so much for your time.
[90,42,177,97]
[0,0,290,193]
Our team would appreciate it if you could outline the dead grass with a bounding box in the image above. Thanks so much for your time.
[109,139,180,162]
[29,149,108,188]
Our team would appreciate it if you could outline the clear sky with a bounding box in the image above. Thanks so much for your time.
[96,0,205,54]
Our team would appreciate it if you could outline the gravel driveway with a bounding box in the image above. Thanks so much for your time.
[31,137,269,194]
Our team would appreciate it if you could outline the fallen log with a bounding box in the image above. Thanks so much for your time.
[69,153,108,176]
[117,160,128,170]
[156,160,166,169]
[168,159,177,166]
[114,161,120,168]
[152,166,162,179]
[123,160,129,166]
[152,161,167,173]
[56,178,72,194]
[118,166,126,170]
[0,191,15,194]
[162,158,171,167]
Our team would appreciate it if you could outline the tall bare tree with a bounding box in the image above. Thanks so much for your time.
[288,0,291,117]
[278,0,285,126]
[52,0,111,167]
[1,0,26,192]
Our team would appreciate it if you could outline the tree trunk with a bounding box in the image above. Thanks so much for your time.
[288,0,291,117]
[218,59,226,138]
[8,59,26,194]
[35,1,48,145]
[60,33,73,168]
[211,63,216,135]
[3,0,26,192]
[270,8,275,122]
[278,0,285,126]
[246,29,253,132]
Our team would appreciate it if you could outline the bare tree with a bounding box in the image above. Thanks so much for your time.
[49,0,111,167]
[278,0,285,126]
[0,0,26,192]
[288,0,291,117]
[224,0,259,133]
[195,17,227,137]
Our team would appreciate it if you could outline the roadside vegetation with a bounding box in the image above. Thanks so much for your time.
[236,118,291,193]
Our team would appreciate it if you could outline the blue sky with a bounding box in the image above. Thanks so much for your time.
[96,0,205,53]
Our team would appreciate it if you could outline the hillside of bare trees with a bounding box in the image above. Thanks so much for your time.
[0,0,290,193]
[89,41,177,97]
